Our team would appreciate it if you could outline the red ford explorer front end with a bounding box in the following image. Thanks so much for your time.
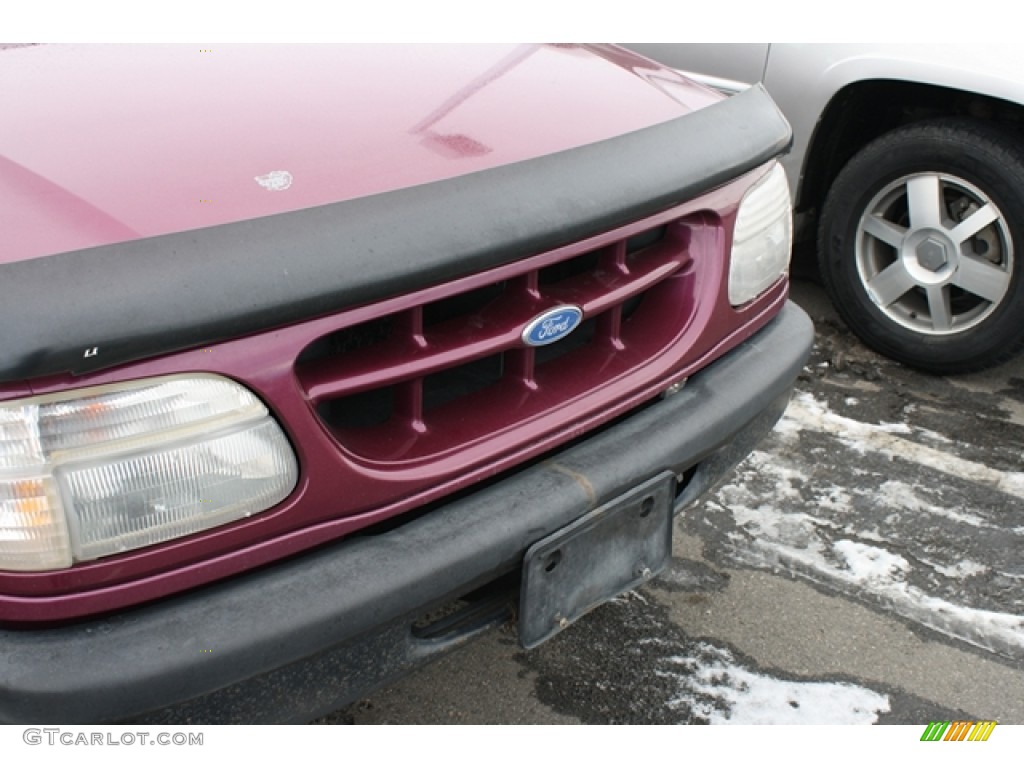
[0,44,812,723]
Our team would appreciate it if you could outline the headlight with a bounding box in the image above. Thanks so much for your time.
[0,375,298,572]
[728,163,793,306]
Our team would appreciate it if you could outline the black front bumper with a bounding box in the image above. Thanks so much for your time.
[0,302,814,724]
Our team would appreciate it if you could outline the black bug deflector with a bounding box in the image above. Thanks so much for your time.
[0,86,790,383]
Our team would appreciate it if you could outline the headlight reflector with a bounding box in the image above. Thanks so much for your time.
[728,163,793,306]
[0,375,298,572]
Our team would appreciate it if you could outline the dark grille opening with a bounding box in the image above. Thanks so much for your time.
[424,282,507,327]
[297,315,393,367]
[621,294,644,320]
[539,250,601,286]
[318,386,394,430]
[423,353,504,413]
[626,225,666,254]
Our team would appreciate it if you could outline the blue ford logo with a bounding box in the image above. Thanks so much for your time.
[522,306,584,347]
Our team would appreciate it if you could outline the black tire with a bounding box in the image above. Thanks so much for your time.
[817,119,1024,373]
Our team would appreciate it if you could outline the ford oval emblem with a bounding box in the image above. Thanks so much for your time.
[522,306,584,347]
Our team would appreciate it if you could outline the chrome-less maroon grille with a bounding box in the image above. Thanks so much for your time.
[295,220,697,463]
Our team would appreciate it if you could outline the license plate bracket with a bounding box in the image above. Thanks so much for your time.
[518,471,675,649]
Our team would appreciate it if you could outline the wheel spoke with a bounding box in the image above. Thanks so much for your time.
[866,261,916,308]
[906,175,944,228]
[950,203,999,244]
[954,254,1012,303]
[862,214,907,248]
[926,285,953,331]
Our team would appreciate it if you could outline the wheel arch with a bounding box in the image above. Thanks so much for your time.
[797,80,1024,239]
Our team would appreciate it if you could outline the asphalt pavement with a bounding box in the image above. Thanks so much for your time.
[319,277,1024,725]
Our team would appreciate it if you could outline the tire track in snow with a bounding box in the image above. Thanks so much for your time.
[783,393,1024,500]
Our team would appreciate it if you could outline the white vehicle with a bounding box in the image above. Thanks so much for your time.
[629,43,1024,373]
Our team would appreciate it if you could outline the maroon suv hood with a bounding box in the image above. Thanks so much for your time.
[0,44,719,265]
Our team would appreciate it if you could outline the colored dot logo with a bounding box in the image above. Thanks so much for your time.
[921,720,997,741]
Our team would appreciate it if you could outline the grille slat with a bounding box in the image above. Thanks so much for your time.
[395,378,425,433]
[597,305,625,351]
[600,239,629,275]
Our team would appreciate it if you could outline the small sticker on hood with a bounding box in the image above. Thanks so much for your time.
[255,170,293,191]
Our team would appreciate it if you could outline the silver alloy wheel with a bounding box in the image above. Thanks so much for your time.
[854,172,1014,335]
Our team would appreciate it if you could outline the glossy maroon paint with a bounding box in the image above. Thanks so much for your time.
[0,167,787,623]
[0,45,783,624]
[0,44,719,265]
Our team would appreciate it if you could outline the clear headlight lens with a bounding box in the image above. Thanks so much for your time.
[728,163,793,306]
[0,375,298,572]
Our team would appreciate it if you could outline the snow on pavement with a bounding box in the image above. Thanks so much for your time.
[701,391,1024,660]
[660,642,890,724]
